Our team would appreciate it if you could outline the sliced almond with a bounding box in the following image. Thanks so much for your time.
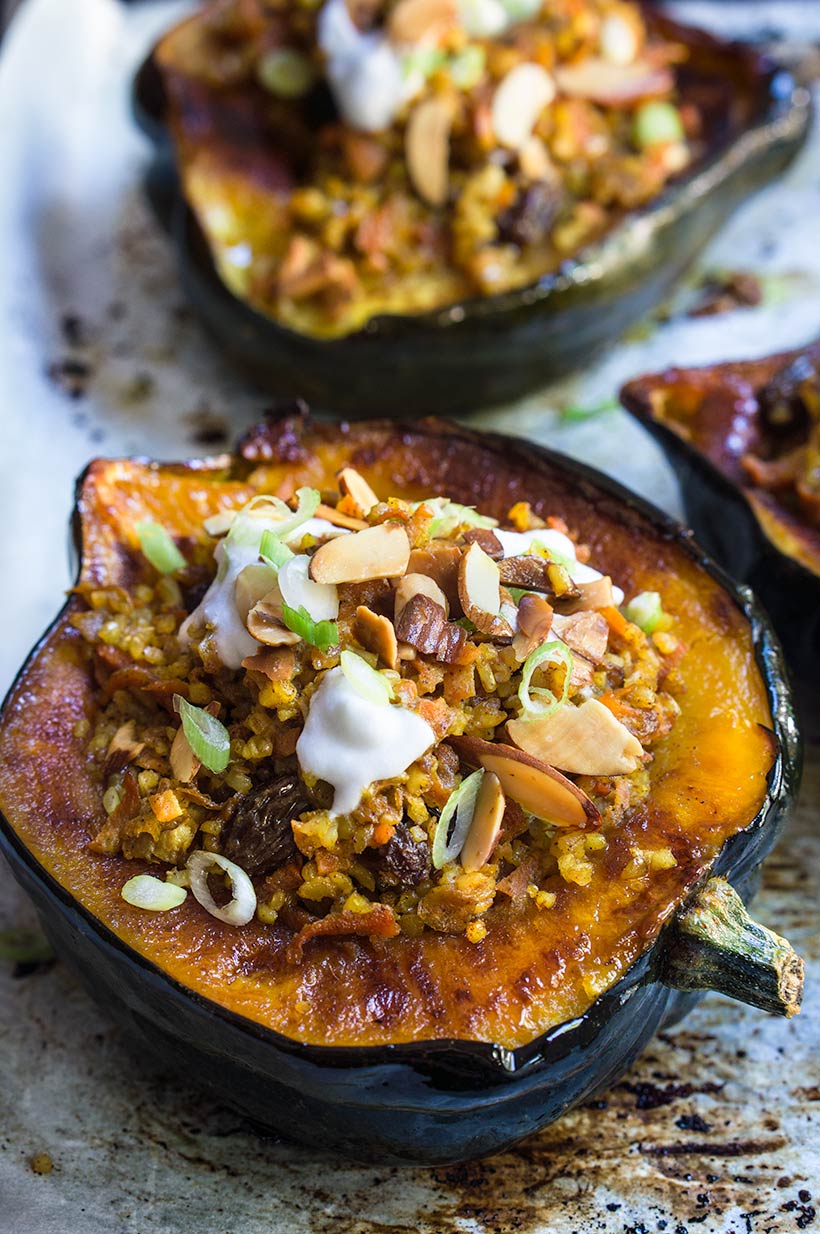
[491,63,556,150]
[241,646,296,682]
[599,7,642,66]
[449,735,599,828]
[394,593,467,663]
[394,572,449,621]
[315,502,368,531]
[508,698,643,776]
[398,642,418,661]
[568,653,595,688]
[408,544,462,610]
[554,58,672,106]
[551,610,608,664]
[406,95,452,207]
[104,721,145,774]
[557,576,614,613]
[246,593,301,647]
[337,467,379,518]
[518,134,553,182]
[460,772,505,873]
[388,0,457,44]
[499,555,553,592]
[234,563,279,623]
[458,542,513,640]
[355,605,398,669]
[461,528,503,559]
[309,524,410,585]
[512,593,553,661]
[170,723,200,783]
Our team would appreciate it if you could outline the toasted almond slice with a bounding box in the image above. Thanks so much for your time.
[355,605,399,669]
[449,734,599,828]
[512,593,553,661]
[170,722,200,783]
[491,63,556,149]
[551,610,608,663]
[406,96,452,207]
[337,467,379,518]
[408,544,462,609]
[461,528,503,559]
[557,576,615,613]
[458,542,513,640]
[394,593,467,663]
[388,0,457,43]
[499,555,553,592]
[398,642,418,661]
[460,772,505,872]
[315,502,368,531]
[518,134,553,182]
[395,571,449,621]
[234,563,280,623]
[508,698,643,776]
[241,646,296,682]
[309,523,410,585]
[568,652,595,688]
[246,594,301,647]
[105,721,146,774]
[599,6,642,66]
[554,58,672,105]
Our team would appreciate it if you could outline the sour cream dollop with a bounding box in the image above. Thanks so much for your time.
[318,0,419,132]
[181,515,348,669]
[494,527,625,605]
[296,667,436,816]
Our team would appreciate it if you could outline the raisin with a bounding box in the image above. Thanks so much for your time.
[498,183,561,248]
[220,774,310,876]
[365,824,431,889]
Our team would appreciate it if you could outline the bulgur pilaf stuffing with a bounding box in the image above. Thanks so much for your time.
[71,470,687,954]
[158,0,700,335]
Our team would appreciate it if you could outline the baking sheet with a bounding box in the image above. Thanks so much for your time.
[0,1,818,1230]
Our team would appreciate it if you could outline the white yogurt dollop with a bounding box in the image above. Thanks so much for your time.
[181,515,348,669]
[318,0,421,132]
[494,527,624,605]
[296,667,436,816]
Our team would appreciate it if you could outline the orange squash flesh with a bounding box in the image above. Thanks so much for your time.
[0,419,774,1048]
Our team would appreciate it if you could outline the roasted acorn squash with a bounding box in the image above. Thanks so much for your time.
[621,342,820,682]
[133,13,810,414]
[0,416,802,1163]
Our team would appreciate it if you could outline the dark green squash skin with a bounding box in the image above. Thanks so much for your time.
[131,21,811,417]
[620,376,820,686]
[0,426,801,1165]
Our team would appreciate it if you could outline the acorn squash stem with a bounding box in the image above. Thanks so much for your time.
[664,877,804,1017]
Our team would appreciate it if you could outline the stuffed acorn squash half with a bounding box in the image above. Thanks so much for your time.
[621,340,820,682]
[0,414,802,1164]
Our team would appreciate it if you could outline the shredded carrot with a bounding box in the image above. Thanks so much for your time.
[371,822,395,847]
[601,605,628,638]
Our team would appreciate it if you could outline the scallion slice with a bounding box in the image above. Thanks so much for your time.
[226,487,320,552]
[432,769,485,870]
[425,498,498,538]
[174,696,230,774]
[449,44,486,89]
[121,874,187,912]
[257,48,315,99]
[259,528,295,569]
[281,602,339,650]
[632,100,684,150]
[340,650,394,706]
[518,640,574,718]
[135,520,186,575]
[623,590,663,635]
[187,851,257,927]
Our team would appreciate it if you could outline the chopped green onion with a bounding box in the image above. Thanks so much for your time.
[632,101,684,150]
[425,498,498,538]
[341,650,394,705]
[281,602,339,650]
[623,590,663,635]
[0,927,53,965]
[259,528,295,569]
[187,851,257,926]
[432,769,485,870]
[174,696,230,774]
[226,488,320,553]
[500,0,541,19]
[135,520,186,575]
[449,44,486,89]
[257,48,315,99]
[518,640,574,718]
[121,875,187,912]
[403,46,446,79]
[558,399,619,423]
